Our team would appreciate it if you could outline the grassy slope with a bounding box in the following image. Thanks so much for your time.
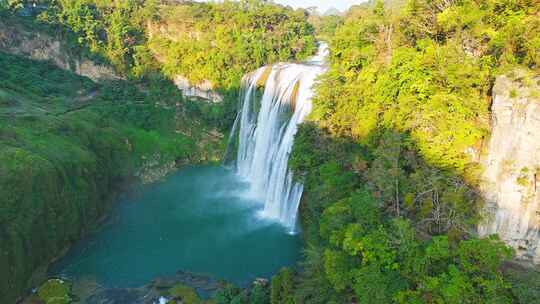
[0,51,225,303]
[0,2,319,300]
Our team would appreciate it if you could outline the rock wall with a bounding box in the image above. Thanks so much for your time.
[146,20,223,103]
[173,76,223,103]
[479,72,540,263]
[0,19,119,82]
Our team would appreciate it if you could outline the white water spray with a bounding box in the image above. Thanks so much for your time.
[230,43,328,232]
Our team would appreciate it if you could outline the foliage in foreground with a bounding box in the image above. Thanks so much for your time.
[287,125,517,303]
[283,0,540,303]
[212,283,270,304]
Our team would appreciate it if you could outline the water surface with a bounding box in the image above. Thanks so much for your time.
[50,166,302,288]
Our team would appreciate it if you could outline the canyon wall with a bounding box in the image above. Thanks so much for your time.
[479,72,540,263]
[147,20,224,103]
[0,19,119,82]
[173,76,223,103]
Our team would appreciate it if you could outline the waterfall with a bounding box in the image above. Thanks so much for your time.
[229,43,328,232]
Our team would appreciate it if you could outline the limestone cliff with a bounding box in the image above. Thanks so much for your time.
[479,72,540,263]
[0,19,119,82]
[146,20,224,103]
[173,76,223,103]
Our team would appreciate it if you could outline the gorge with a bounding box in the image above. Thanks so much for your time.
[2,1,540,303]
[41,41,329,303]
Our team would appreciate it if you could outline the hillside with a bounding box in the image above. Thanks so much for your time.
[0,49,227,303]
[0,1,319,302]
[1,0,540,304]
[287,0,540,303]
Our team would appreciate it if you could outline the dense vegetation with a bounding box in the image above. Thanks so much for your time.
[283,0,540,303]
[25,0,316,89]
[0,1,318,302]
[3,0,316,127]
[149,0,316,90]
[2,0,540,303]
[0,49,225,303]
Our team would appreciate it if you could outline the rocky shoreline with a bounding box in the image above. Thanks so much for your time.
[21,270,271,304]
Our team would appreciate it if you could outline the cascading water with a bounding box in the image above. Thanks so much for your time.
[229,43,328,232]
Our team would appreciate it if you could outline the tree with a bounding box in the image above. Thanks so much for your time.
[271,268,295,304]
[250,284,270,304]
[366,131,404,216]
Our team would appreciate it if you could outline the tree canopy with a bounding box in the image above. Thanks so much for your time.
[33,0,316,89]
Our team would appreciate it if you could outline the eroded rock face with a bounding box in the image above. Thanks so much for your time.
[0,20,120,82]
[173,75,223,103]
[479,72,540,263]
[146,19,223,103]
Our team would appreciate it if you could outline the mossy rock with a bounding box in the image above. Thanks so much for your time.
[256,66,272,88]
[168,284,202,304]
[290,80,300,112]
[20,294,44,304]
[37,279,71,304]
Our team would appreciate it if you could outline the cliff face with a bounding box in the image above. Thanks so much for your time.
[173,76,223,103]
[0,19,119,82]
[147,20,224,103]
[479,72,540,263]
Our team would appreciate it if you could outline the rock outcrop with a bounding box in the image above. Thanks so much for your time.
[479,72,540,263]
[173,76,223,103]
[0,19,119,82]
[146,19,223,103]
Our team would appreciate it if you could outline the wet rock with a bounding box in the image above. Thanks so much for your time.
[173,76,223,103]
[253,278,269,287]
[86,288,151,304]
[62,271,222,304]
[136,154,176,184]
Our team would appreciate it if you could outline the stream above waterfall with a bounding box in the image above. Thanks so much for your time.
[49,166,302,288]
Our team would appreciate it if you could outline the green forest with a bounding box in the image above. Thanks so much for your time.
[33,0,316,87]
[289,1,540,303]
[1,0,540,303]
